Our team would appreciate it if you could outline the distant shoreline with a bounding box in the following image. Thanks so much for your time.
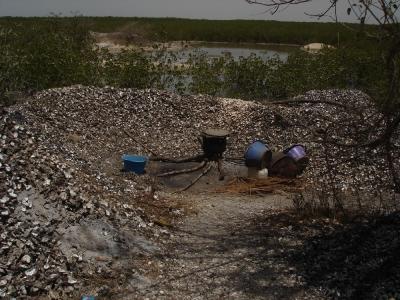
[0,17,363,46]
[94,33,302,53]
[185,41,301,48]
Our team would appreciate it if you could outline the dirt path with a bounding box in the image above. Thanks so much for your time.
[123,192,323,299]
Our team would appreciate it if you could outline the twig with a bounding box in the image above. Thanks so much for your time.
[123,129,159,157]
[217,159,225,180]
[157,160,206,177]
[150,154,205,163]
[175,162,212,193]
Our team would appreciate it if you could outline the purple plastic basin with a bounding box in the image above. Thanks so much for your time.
[285,145,306,161]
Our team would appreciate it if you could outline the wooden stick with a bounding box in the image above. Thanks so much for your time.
[123,129,159,157]
[150,154,205,163]
[176,162,212,193]
[157,160,206,177]
[217,159,225,181]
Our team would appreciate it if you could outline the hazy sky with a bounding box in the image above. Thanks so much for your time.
[0,0,360,22]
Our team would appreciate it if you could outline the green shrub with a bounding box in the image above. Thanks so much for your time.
[0,17,386,109]
[188,51,226,95]
[185,46,384,101]
[102,49,156,88]
[0,17,100,106]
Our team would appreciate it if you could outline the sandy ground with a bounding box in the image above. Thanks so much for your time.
[92,31,301,54]
[115,191,324,300]
[96,162,323,299]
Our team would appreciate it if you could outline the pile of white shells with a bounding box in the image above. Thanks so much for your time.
[0,114,84,297]
[1,86,398,297]
[0,102,159,298]
[26,86,398,203]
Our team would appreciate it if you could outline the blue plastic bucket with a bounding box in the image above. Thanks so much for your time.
[284,145,306,162]
[122,154,147,174]
[244,140,272,169]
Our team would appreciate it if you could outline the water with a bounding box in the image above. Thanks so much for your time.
[177,42,297,62]
[155,42,299,96]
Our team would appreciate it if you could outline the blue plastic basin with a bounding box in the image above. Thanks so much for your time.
[244,140,272,169]
[122,154,147,174]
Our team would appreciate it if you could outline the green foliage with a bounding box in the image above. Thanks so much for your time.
[188,51,226,95]
[102,48,185,92]
[0,16,386,110]
[102,49,157,89]
[278,47,384,98]
[185,46,385,101]
[0,17,100,106]
[223,54,283,99]
[141,18,359,45]
[0,16,372,46]
[0,17,190,107]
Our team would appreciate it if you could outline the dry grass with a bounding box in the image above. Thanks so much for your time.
[216,176,305,196]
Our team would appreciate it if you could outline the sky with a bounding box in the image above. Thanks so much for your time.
[0,0,362,22]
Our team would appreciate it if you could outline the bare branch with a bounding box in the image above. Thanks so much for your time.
[304,0,338,19]
[245,0,400,192]
[245,0,311,14]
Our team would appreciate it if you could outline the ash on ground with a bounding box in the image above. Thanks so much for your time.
[1,86,399,298]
